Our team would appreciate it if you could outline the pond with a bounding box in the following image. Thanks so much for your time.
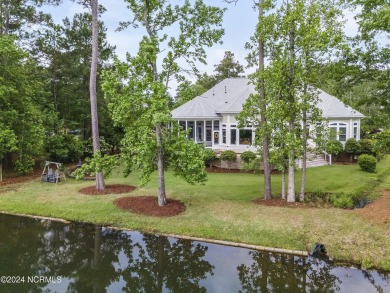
[0,214,389,292]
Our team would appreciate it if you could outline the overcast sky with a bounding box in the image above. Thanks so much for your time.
[42,0,360,93]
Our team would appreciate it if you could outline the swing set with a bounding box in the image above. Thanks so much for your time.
[41,161,66,183]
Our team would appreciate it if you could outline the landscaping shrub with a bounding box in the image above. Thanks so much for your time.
[358,154,377,173]
[240,151,257,163]
[220,150,237,169]
[242,157,261,174]
[330,192,354,209]
[359,139,374,155]
[344,138,361,161]
[326,140,343,156]
[203,148,216,167]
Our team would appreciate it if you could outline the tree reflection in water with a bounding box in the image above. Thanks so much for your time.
[0,214,389,292]
[121,234,214,292]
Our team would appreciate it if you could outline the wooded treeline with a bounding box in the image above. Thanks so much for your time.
[0,0,388,202]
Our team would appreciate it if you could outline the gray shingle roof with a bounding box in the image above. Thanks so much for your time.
[317,89,365,118]
[172,78,364,119]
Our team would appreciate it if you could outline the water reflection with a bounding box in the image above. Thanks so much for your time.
[0,214,389,292]
[237,251,340,292]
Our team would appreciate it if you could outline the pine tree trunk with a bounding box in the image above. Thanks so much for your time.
[258,0,272,200]
[90,0,105,190]
[0,163,2,182]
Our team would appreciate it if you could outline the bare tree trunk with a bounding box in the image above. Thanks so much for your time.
[287,3,296,203]
[90,0,105,190]
[281,168,286,200]
[156,124,167,206]
[300,106,307,202]
[0,163,2,182]
[258,0,272,200]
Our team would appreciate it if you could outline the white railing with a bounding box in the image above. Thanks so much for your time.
[323,151,332,165]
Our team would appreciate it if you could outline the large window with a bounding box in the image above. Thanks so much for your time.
[239,129,252,145]
[222,128,226,144]
[330,122,347,142]
[230,129,237,145]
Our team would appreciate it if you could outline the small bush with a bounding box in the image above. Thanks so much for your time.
[203,149,216,167]
[359,139,374,155]
[326,140,343,156]
[240,151,257,163]
[358,154,376,173]
[242,157,261,174]
[345,138,361,156]
[331,192,354,209]
[220,150,237,170]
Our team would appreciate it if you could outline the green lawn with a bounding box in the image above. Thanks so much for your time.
[1,156,390,270]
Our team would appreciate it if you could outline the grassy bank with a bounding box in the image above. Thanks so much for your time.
[1,156,390,270]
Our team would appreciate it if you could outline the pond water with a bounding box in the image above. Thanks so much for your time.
[0,214,389,293]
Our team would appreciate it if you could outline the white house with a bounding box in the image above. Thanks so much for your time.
[172,77,364,152]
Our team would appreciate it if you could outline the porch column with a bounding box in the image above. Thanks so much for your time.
[212,120,214,147]
[204,120,206,142]
[194,120,197,143]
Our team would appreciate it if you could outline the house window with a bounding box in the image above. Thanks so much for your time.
[239,129,252,145]
[179,121,186,130]
[230,129,237,145]
[339,126,347,141]
[353,122,358,139]
[214,121,220,131]
[329,122,348,142]
[222,129,226,144]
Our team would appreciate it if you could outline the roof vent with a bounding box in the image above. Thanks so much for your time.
[213,90,215,96]
[225,86,227,94]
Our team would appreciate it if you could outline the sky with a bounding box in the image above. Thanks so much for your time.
[42,0,361,93]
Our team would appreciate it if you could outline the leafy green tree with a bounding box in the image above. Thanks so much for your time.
[103,0,224,206]
[0,36,45,174]
[214,50,244,80]
[35,11,115,140]
[0,0,60,39]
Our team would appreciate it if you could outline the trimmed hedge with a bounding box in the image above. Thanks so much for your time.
[220,150,237,170]
[240,151,257,163]
[359,139,374,155]
[345,138,361,155]
[220,150,237,162]
[358,154,376,173]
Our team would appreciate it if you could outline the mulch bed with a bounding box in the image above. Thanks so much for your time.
[79,184,136,195]
[0,168,42,187]
[114,196,186,217]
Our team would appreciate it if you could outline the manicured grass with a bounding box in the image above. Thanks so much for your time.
[1,156,390,270]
